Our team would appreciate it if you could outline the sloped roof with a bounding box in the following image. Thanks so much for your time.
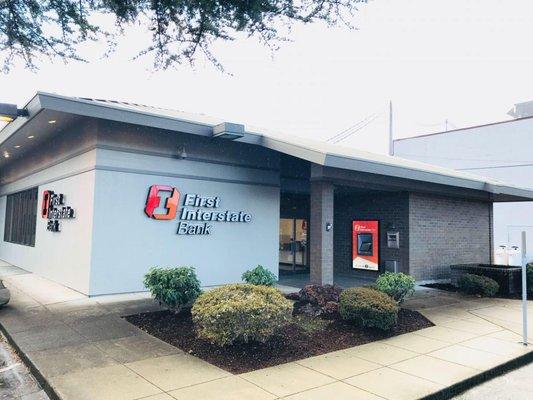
[2,91,533,201]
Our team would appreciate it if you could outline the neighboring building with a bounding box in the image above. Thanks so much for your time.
[1,93,532,295]
[394,103,533,261]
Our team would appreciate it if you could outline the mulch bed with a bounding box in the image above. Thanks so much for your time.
[422,283,459,292]
[124,308,433,374]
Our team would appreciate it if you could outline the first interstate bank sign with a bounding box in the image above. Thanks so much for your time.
[144,185,252,235]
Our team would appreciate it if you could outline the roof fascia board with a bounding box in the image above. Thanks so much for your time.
[317,166,491,201]
[255,132,533,200]
[483,183,533,201]
[324,153,486,192]
[261,136,327,165]
[37,92,214,137]
[319,162,532,201]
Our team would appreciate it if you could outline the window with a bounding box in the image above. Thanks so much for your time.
[4,187,38,246]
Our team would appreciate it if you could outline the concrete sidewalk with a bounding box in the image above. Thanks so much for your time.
[0,264,532,400]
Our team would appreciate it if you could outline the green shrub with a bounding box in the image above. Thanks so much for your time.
[143,267,201,312]
[375,272,416,304]
[241,265,277,286]
[339,287,399,330]
[458,273,499,297]
[192,284,292,346]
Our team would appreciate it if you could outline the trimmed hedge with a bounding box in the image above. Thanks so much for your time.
[192,284,292,346]
[375,272,415,304]
[458,273,499,297]
[339,287,399,330]
[241,265,277,286]
[143,266,201,312]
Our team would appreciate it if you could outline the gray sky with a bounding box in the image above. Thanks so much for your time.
[1,0,533,154]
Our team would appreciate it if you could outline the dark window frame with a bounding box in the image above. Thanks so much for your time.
[4,187,38,247]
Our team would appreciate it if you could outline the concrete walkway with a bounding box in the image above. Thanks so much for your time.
[0,264,532,400]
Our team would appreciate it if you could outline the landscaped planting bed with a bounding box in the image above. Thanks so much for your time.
[132,267,432,373]
[125,306,432,374]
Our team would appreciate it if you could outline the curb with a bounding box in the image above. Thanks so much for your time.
[422,349,533,399]
[0,322,61,400]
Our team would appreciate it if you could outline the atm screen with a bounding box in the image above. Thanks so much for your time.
[357,233,373,255]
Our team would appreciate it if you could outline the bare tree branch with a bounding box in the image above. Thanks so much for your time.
[0,0,368,71]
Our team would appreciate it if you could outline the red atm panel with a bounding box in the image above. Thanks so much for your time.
[352,220,379,271]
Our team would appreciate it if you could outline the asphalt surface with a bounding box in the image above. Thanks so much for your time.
[454,360,533,400]
[0,334,49,400]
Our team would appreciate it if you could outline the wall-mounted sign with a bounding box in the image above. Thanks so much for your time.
[41,190,75,232]
[144,185,252,235]
[352,220,379,271]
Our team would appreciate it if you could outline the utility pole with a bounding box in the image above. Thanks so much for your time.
[388,100,394,156]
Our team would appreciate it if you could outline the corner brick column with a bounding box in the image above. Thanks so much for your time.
[310,180,334,285]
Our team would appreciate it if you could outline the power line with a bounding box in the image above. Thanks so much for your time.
[331,113,383,144]
[327,111,380,143]
[326,105,387,144]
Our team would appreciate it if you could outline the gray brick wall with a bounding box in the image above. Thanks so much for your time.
[310,181,334,284]
[333,191,410,280]
[408,193,492,281]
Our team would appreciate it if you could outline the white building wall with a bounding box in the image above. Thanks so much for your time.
[394,117,533,262]
[89,148,280,295]
[0,154,96,294]
[0,118,282,295]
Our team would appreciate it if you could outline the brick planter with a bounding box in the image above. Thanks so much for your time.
[450,264,522,295]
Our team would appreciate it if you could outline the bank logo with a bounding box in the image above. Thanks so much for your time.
[143,184,253,236]
[144,185,180,220]
[41,190,75,232]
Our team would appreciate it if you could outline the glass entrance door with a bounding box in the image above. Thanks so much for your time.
[279,218,308,272]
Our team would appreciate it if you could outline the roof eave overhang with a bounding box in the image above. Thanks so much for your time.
[35,92,214,137]
[0,93,42,147]
[259,135,533,202]
[2,92,532,202]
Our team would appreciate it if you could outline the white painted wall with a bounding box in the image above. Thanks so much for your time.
[89,149,280,295]
[0,168,95,294]
[394,117,533,262]
[0,121,281,295]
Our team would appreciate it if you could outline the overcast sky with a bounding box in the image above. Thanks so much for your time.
[1,0,533,154]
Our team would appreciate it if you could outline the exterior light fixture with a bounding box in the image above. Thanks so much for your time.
[3,152,9,158]
[48,120,57,124]
[0,103,28,123]
[27,135,34,139]
[177,145,187,159]
[14,145,20,148]
[212,122,245,140]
